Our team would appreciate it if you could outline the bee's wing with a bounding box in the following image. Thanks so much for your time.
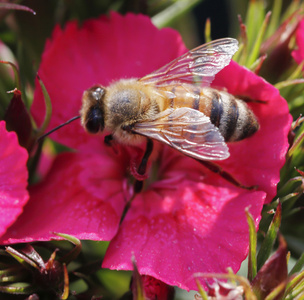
[133,107,229,161]
[139,38,238,87]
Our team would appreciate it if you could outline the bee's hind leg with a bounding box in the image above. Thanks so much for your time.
[198,160,257,190]
[134,138,154,193]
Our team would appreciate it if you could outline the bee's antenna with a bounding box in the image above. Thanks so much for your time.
[37,115,81,143]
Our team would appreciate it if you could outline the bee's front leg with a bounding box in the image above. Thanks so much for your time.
[198,160,257,190]
[104,134,113,146]
[119,138,154,224]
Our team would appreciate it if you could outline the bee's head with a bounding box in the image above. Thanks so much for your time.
[81,85,106,134]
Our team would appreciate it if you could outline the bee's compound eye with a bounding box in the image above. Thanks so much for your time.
[85,106,104,133]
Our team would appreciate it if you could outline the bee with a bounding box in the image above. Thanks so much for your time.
[38,38,259,190]
[80,38,259,164]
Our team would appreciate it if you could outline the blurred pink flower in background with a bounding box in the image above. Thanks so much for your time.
[0,121,28,238]
[292,19,304,64]
[0,12,291,290]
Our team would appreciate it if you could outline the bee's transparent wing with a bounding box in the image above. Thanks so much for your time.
[139,38,238,87]
[133,107,229,161]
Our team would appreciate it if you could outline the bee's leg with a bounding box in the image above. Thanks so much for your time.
[198,160,257,190]
[104,134,113,146]
[120,138,154,224]
[134,138,154,193]
[238,96,267,104]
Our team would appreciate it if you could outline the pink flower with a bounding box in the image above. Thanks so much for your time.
[1,12,291,290]
[292,19,304,64]
[133,275,175,300]
[0,121,29,238]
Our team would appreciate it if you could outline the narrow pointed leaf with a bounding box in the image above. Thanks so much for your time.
[53,233,82,265]
[5,247,39,270]
[204,18,211,43]
[246,208,257,281]
[235,15,248,65]
[251,54,267,74]
[281,0,303,20]
[152,0,201,28]
[131,258,145,300]
[195,279,209,300]
[288,130,304,158]
[36,75,52,137]
[266,0,282,38]
[0,283,34,294]
[247,11,271,68]
[285,269,304,298]
[60,264,69,300]
[287,60,304,81]
[0,266,22,276]
[245,0,265,51]
[257,202,282,270]
[277,177,304,198]
[0,270,28,283]
[279,192,299,203]
[289,252,304,275]
[275,79,304,90]
[265,280,288,300]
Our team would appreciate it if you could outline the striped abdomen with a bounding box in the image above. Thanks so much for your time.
[158,85,259,142]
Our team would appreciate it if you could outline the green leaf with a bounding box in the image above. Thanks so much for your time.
[246,208,257,282]
[0,271,28,283]
[257,201,282,270]
[265,0,282,39]
[0,283,35,295]
[36,74,52,137]
[264,281,288,300]
[245,0,265,51]
[53,233,82,265]
[246,11,271,68]
[152,0,202,28]
[204,18,211,43]
[60,264,69,300]
[132,257,145,300]
[285,268,304,298]
[196,279,209,300]
[289,252,304,276]
[5,247,39,270]
[277,177,304,200]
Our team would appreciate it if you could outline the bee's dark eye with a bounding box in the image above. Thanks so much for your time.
[85,106,104,133]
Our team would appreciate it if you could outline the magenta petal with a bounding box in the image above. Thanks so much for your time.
[103,169,265,290]
[0,151,126,244]
[31,12,187,151]
[292,19,304,63]
[0,121,29,238]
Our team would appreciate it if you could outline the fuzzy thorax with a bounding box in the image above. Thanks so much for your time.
[104,79,160,145]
